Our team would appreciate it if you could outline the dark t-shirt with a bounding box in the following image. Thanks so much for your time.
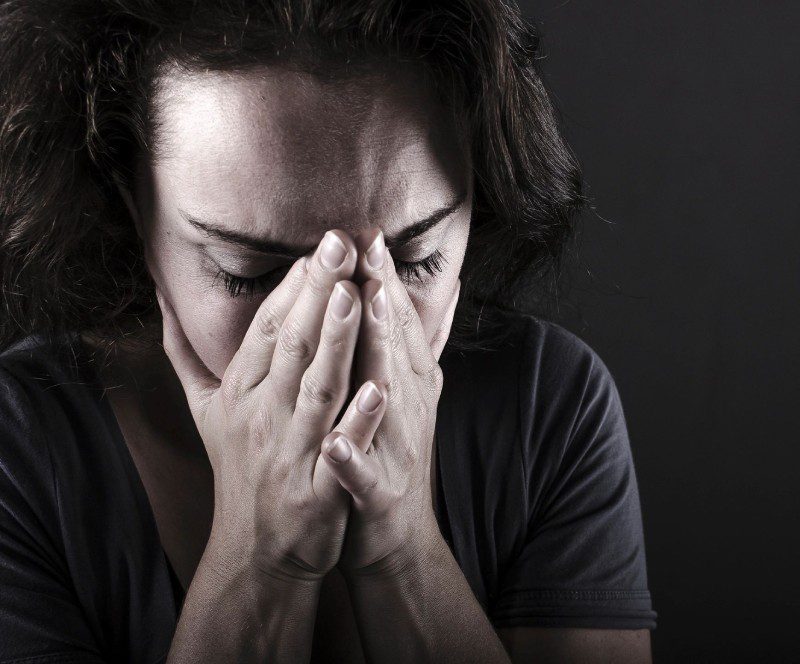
[0,313,656,663]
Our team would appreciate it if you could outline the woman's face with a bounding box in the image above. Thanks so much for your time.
[127,64,472,379]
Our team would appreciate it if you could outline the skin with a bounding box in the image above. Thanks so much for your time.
[135,64,467,377]
[91,62,652,662]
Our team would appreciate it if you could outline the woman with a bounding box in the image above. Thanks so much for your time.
[0,1,657,662]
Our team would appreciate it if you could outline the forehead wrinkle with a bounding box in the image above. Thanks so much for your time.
[154,64,467,247]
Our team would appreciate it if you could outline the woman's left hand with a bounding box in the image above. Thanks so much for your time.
[320,229,460,576]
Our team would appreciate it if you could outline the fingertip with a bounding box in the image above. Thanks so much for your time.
[370,282,388,321]
[317,229,358,273]
[356,379,385,414]
[365,230,386,271]
[336,279,362,302]
[324,433,353,463]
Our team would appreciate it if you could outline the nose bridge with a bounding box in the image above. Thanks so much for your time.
[296,150,402,241]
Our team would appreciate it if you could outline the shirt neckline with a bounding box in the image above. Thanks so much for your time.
[67,330,188,609]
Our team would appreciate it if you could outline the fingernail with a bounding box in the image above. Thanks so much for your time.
[326,435,352,463]
[357,382,383,413]
[330,283,354,321]
[366,232,385,270]
[320,231,347,270]
[372,285,388,320]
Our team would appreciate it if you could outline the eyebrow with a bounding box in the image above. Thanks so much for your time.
[178,191,468,259]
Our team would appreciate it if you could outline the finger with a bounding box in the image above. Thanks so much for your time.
[356,278,409,418]
[320,433,385,510]
[382,253,447,399]
[291,280,361,454]
[334,380,388,453]
[382,247,440,374]
[430,278,461,361]
[224,255,309,397]
[311,380,387,501]
[354,229,436,377]
[357,279,420,473]
[266,230,357,406]
[156,288,219,426]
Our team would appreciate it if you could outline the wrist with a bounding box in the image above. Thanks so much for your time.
[202,529,326,596]
[339,513,446,584]
[177,534,324,663]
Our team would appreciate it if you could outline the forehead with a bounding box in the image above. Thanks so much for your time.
[149,64,469,241]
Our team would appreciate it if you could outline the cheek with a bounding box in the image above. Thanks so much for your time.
[178,300,261,380]
[168,277,264,380]
[407,217,469,342]
[146,237,266,380]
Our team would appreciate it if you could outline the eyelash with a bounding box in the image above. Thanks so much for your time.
[214,248,447,299]
[394,248,448,283]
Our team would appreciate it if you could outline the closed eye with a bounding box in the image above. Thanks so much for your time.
[393,249,447,283]
[213,248,447,299]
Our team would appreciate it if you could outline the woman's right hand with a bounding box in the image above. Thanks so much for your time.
[154,229,388,586]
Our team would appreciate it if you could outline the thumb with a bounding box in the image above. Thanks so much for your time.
[156,288,219,426]
[320,433,384,510]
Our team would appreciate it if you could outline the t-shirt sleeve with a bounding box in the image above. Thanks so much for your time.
[0,365,106,662]
[490,322,657,630]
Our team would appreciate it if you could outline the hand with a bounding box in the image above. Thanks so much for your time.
[320,229,461,576]
[155,230,386,584]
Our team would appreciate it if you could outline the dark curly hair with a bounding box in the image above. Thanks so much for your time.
[0,0,587,366]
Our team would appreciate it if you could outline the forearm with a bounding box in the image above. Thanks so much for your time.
[342,526,511,663]
[166,540,322,663]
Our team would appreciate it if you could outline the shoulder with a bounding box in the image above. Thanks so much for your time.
[0,335,84,579]
[441,310,634,502]
[443,311,621,416]
[0,331,116,536]
[517,314,620,395]
[0,332,90,461]
[0,336,175,663]
[0,334,69,469]
[438,310,630,489]
[519,315,624,429]
[513,316,631,479]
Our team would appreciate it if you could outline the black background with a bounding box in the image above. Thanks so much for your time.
[518,1,800,661]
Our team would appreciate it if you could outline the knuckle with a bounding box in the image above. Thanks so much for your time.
[383,375,401,404]
[299,372,338,408]
[397,301,416,334]
[220,370,245,406]
[424,364,444,393]
[247,405,274,451]
[319,320,348,352]
[278,322,312,361]
[254,307,281,345]
[400,443,418,468]
[351,475,380,499]
[389,322,404,351]
[305,268,334,298]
